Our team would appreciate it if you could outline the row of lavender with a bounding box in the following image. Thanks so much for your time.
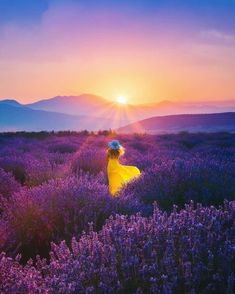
[0,132,235,293]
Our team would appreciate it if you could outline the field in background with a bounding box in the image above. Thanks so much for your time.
[0,131,234,293]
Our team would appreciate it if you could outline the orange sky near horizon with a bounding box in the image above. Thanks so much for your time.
[2,45,235,105]
[0,1,235,104]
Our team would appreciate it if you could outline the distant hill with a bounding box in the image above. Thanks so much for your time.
[27,94,110,115]
[26,94,235,120]
[0,104,110,131]
[1,95,235,131]
[0,99,22,107]
[26,94,137,127]
[25,95,235,126]
[117,112,235,134]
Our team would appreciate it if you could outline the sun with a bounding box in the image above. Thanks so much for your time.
[116,96,127,105]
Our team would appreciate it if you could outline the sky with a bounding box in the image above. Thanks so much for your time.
[0,0,235,104]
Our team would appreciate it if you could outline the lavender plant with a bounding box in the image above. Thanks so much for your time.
[0,253,45,294]
[120,158,235,212]
[0,168,21,199]
[0,174,117,260]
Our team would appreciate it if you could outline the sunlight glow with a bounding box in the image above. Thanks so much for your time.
[116,96,127,105]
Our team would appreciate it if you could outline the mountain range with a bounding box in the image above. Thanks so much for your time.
[118,112,235,134]
[26,95,235,121]
[0,94,235,132]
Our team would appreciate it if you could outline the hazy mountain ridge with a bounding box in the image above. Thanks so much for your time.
[26,94,110,115]
[26,95,235,118]
[118,112,235,134]
[0,94,235,131]
[0,99,22,107]
[25,94,235,126]
[0,104,110,131]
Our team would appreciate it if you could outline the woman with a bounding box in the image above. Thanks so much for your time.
[107,140,141,196]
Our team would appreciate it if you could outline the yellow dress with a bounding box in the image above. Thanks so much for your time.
[107,158,141,196]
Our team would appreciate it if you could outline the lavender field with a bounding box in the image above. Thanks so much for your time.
[0,131,234,294]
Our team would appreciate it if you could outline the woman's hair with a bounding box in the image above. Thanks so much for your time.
[107,148,122,159]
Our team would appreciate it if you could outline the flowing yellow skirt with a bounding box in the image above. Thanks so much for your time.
[107,159,141,196]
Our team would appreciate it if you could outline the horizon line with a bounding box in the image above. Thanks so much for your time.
[0,93,235,106]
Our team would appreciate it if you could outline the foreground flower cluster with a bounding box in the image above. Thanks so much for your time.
[1,202,234,293]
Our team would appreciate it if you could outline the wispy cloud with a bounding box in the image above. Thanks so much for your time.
[200,29,235,43]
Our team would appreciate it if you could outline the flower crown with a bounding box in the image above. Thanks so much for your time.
[108,140,122,150]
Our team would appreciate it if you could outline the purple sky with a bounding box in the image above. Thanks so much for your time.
[0,0,235,104]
